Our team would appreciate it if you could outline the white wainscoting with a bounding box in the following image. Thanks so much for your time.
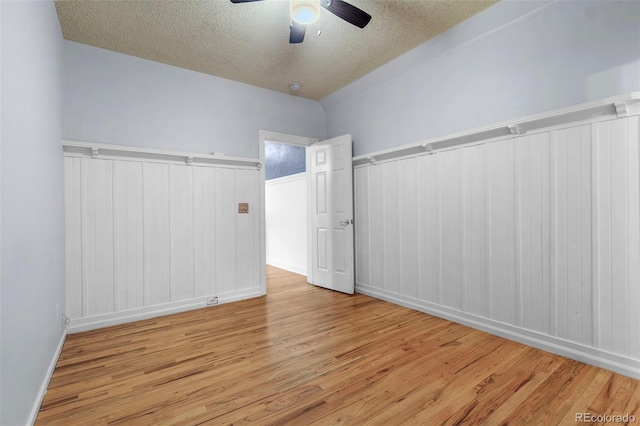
[64,145,262,332]
[265,172,307,276]
[354,115,640,378]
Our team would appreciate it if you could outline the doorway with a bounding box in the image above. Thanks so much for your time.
[264,140,308,275]
[258,131,318,293]
[258,131,356,296]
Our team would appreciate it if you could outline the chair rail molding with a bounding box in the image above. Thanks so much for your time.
[63,140,262,169]
[353,92,640,166]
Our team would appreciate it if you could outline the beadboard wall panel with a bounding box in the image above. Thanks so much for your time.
[382,161,401,295]
[113,160,144,312]
[368,164,386,291]
[354,167,370,287]
[143,163,171,307]
[418,153,443,305]
[64,156,262,331]
[64,157,83,319]
[354,115,640,377]
[192,166,216,298]
[235,169,261,292]
[86,158,116,317]
[461,144,489,318]
[487,139,518,325]
[594,118,640,360]
[399,157,419,300]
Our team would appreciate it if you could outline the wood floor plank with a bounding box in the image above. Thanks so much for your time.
[37,267,640,425]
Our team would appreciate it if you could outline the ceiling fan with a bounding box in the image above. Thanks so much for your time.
[230,0,372,44]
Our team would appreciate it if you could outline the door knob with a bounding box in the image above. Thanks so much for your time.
[339,219,353,227]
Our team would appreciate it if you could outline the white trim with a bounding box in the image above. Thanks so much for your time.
[266,260,307,277]
[265,171,306,186]
[68,289,263,333]
[27,328,68,425]
[306,150,313,285]
[259,131,318,148]
[356,282,640,379]
[63,140,261,169]
[354,92,640,166]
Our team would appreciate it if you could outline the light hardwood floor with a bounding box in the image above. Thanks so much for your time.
[37,267,639,425]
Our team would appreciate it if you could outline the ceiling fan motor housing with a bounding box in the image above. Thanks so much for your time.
[291,0,321,25]
[230,0,371,44]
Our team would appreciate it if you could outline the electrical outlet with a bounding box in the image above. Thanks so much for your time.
[206,296,218,306]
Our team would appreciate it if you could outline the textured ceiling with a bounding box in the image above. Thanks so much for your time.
[55,0,497,100]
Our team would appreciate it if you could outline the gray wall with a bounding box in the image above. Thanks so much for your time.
[321,0,640,156]
[265,141,306,180]
[1,2,66,424]
[63,41,326,158]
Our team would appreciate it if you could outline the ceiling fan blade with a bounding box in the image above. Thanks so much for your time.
[321,0,371,29]
[289,21,306,44]
[230,0,263,3]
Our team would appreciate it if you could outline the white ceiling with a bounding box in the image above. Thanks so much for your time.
[55,0,497,100]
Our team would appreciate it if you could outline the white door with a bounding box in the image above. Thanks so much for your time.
[307,134,354,294]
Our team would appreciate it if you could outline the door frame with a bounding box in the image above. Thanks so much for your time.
[258,130,318,293]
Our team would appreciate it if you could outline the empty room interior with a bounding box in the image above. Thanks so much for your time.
[2,0,640,424]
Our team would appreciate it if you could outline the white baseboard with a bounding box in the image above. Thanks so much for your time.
[27,327,67,425]
[356,282,640,380]
[68,288,264,333]
[266,260,307,277]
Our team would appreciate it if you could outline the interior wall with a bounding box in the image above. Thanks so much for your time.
[0,2,66,425]
[63,41,326,159]
[265,173,307,276]
[265,141,306,180]
[64,153,262,331]
[354,114,640,377]
[321,0,640,156]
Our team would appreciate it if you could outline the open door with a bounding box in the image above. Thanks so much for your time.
[307,134,354,294]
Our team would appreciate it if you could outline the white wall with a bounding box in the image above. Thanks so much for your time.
[265,173,307,275]
[65,153,262,331]
[321,0,640,156]
[63,41,326,158]
[354,113,640,377]
[1,2,66,424]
